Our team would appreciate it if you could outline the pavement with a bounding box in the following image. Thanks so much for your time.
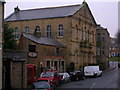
[103,66,117,73]
[103,61,118,73]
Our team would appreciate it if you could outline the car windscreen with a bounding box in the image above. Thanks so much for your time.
[69,72,74,75]
[40,72,54,78]
[32,81,50,89]
[59,73,64,76]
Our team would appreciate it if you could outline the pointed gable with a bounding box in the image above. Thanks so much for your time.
[73,2,97,26]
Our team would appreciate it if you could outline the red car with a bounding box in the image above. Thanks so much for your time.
[37,71,62,88]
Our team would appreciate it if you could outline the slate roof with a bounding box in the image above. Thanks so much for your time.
[5,4,83,21]
[23,33,66,48]
[3,51,27,61]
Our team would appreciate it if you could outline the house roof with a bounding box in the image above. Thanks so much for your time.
[5,4,83,21]
[23,33,66,48]
[3,51,27,61]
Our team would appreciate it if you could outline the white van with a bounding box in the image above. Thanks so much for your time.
[84,66,102,77]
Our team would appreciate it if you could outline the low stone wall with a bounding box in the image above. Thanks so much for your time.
[11,61,27,89]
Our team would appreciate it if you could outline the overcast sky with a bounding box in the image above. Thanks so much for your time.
[4,0,119,37]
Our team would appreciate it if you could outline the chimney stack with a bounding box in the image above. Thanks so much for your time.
[14,6,20,13]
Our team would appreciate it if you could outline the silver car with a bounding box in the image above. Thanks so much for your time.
[59,73,70,83]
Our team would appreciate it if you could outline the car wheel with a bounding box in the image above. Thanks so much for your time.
[94,73,97,78]
[76,77,79,81]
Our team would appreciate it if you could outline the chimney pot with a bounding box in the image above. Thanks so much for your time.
[14,6,20,13]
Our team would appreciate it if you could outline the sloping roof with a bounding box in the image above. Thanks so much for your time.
[23,33,66,48]
[5,4,82,21]
[3,51,27,61]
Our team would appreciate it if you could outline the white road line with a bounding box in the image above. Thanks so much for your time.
[91,82,96,89]
[93,82,96,86]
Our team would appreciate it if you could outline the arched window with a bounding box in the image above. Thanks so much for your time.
[58,24,63,37]
[35,26,40,33]
[25,26,29,33]
[14,27,19,40]
[46,25,52,37]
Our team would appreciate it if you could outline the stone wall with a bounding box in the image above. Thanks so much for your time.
[11,61,27,88]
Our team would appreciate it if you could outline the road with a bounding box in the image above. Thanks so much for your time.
[57,61,119,89]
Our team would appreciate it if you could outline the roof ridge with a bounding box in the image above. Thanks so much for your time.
[21,4,81,11]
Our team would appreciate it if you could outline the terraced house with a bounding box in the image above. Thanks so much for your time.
[5,1,97,77]
[0,0,5,89]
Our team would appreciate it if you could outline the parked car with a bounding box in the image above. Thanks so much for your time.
[69,70,85,81]
[59,72,70,83]
[31,81,51,90]
[84,66,102,77]
[37,71,62,88]
[118,62,120,68]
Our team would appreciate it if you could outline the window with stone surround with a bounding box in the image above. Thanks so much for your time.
[58,24,63,37]
[25,26,30,33]
[46,25,52,37]
[14,27,19,40]
[35,26,40,33]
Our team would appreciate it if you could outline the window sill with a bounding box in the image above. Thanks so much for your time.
[57,36,64,39]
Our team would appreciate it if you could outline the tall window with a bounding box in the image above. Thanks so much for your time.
[101,47,105,55]
[35,26,40,33]
[101,33,105,41]
[97,33,101,42]
[58,24,63,37]
[47,61,50,69]
[25,26,29,33]
[47,25,52,37]
[97,48,100,55]
[54,61,58,70]
[85,30,88,40]
[14,27,19,40]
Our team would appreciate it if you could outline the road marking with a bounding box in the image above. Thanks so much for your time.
[91,82,96,89]
[93,82,96,86]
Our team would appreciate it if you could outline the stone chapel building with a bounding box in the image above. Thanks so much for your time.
[5,2,97,75]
